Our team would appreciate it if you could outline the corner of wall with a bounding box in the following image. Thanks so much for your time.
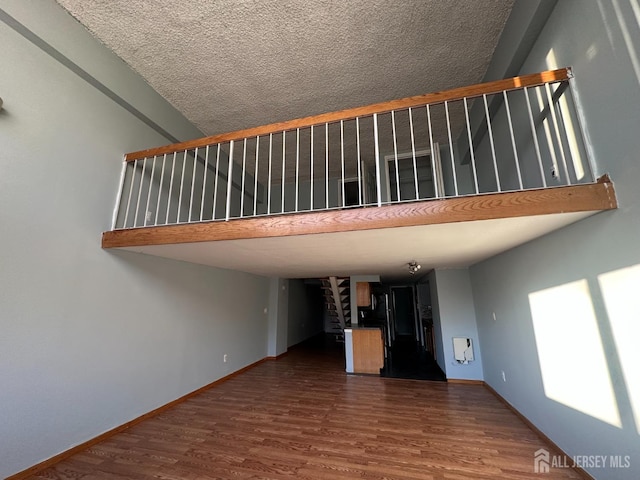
[427,270,447,375]
[431,268,484,381]
[267,277,289,357]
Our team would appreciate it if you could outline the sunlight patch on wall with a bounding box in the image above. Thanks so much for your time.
[534,88,560,180]
[529,280,621,427]
[632,0,640,28]
[545,48,585,181]
[612,0,640,87]
[598,263,640,435]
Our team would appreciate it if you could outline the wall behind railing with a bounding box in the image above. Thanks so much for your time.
[471,83,591,193]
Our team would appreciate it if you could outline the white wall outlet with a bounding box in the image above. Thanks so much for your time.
[501,370,506,382]
[223,354,228,363]
[145,211,153,222]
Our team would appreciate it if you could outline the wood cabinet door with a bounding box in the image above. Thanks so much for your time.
[356,282,371,307]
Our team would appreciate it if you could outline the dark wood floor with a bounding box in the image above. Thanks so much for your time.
[28,337,584,479]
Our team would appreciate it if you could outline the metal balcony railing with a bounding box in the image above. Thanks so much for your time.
[110,68,594,230]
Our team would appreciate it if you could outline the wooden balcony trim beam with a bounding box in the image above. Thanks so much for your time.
[125,68,571,162]
[102,179,616,249]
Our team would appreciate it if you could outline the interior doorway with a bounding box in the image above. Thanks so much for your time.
[377,284,445,381]
[384,146,444,202]
[391,286,417,337]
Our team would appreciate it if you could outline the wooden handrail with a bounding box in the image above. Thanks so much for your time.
[125,68,571,162]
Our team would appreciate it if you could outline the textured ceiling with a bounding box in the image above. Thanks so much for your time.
[56,0,514,138]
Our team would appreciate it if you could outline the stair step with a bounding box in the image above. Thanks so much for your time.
[321,276,351,332]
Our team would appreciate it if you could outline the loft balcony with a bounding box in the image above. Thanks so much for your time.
[102,68,616,278]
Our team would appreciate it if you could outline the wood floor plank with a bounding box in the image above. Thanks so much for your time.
[25,338,586,479]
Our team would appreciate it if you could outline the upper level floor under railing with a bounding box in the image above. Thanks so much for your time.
[108,68,606,233]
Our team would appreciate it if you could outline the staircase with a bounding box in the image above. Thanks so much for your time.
[321,277,351,342]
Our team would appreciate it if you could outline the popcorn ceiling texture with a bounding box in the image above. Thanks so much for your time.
[56,0,514,138]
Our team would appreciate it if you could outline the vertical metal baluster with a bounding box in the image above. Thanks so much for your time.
[165,152,177,225]
[281,131,286,213]
[426,105,439,198]
[444,101,459,196]
[483,94,501,192]
[124,159,138,228]
[340,120,345,207]
[295,128,300,212]
[391,110,400,202]
[212,144,221,219]
[552,94,573,179]
[199,146,210,221]
[155,154,167,225]
[240,139,247,217]
[112,160,127,229]
[568,71,596,182]
[503,91,523,190]
[524,87,547,188]
[409,107,419,200]
[177,150,188,223]
[545,82,571,184]
[188,148,198,221]
[535,87,560,185]
[325,122,329,209]
[356,117,362,205]
[310,125,314,210]
[144,155,157,226]
[373,113,382,207]
[225,141,234,221]
[463,98,480,194]
[134,157,147,226]
[267,133,273,214]
[253,137,260,216]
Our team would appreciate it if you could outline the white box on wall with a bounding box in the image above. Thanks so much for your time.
[453,337,474,364]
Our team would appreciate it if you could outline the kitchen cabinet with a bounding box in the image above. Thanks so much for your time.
[356,282,371,307]
[346,327,385,374]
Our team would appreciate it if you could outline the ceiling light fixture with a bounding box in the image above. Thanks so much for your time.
[408,261,422,275]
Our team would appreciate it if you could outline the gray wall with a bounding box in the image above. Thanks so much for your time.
[471,1,640,478]
[430,269,483,380]
[0,2,271,477]
[428,270,446,373]
[267,278,289,357]
[287,280,324,347]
